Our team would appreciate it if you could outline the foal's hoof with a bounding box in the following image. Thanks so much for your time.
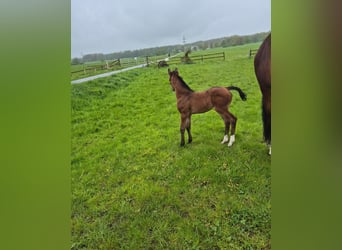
[227,135,235,147]
[221,135,229,144]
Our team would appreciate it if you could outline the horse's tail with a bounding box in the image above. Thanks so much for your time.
[227,86,247,101]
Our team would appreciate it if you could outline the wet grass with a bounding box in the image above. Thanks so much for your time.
[71,44,270,249]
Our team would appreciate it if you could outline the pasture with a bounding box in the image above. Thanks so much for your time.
[71,43,271,249]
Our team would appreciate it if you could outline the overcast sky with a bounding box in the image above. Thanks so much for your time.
[71,0,270,58]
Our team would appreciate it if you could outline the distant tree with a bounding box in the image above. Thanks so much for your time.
[71,57,81,65]
[76,32,269,63]
[230,35,243,46]
[221,39,228,47]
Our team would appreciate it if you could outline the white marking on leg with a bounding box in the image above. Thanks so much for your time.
[268,145,271,155]
[221,134,229,144]
[228,134,235,147]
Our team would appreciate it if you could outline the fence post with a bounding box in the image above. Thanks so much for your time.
[223,52,225,61]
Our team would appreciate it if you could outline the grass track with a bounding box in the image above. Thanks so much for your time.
[72,44,270,249]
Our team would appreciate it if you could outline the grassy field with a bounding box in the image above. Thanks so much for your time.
[71,43,271,249]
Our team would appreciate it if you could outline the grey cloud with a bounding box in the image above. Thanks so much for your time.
[71,0,270,58]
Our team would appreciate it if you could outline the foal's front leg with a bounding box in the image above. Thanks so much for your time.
[187,115,192,144]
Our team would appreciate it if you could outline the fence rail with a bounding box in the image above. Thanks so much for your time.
[167,52,225,65]
[249,49,258,58]
[71,52,227,77]
[71,59,121,75]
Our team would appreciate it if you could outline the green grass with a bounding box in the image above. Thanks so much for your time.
[71,43,270,249]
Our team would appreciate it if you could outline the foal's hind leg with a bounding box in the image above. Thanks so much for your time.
[180,113,192,146]
[227,111,237,147]
[221,115,230,144]
[214,108,230,144]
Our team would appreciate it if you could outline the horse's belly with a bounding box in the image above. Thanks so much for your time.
[191,100,212,114]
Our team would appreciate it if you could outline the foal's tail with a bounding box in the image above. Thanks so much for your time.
[227,86,247,101]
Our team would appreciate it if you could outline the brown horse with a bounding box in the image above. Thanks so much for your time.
[254,33,271,155]
[168,68,247,147]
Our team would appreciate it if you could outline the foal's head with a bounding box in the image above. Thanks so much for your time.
[168,68,194,93]
[168,68,179,91]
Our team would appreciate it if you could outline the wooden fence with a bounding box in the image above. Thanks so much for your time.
[71,59,121,75]
[71,52,226,76]
[249,49,258,58]
[167,52,225,65]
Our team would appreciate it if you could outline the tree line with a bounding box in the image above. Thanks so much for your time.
[71,31,269,65]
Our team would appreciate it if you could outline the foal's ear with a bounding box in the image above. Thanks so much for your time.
[174,68,178,75]
[168,68,171,75]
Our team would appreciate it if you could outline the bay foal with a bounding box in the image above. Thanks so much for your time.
[168,68,246,147]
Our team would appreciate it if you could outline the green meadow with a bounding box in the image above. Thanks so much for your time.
[71,43,271,249]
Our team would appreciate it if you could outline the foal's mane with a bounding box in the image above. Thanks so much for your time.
[175,74,194,92]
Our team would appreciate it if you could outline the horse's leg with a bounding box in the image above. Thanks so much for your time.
[227,111,237,147]
[180,114,186,146]
[221,114,230,144]
[262,96,271,155]
[214,108,230,144]
[186,115,192,144]
[180,113,190,146]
